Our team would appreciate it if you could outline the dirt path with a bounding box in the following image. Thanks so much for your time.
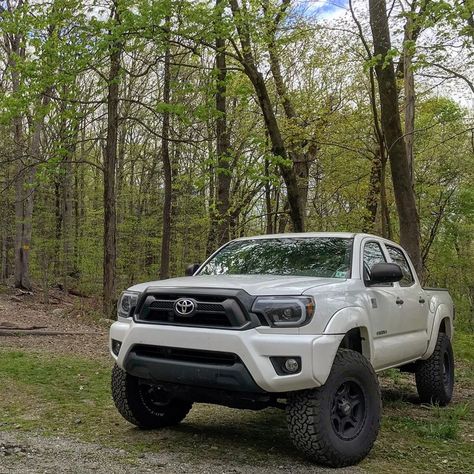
[0,431,361,474]
[0,288,108,358]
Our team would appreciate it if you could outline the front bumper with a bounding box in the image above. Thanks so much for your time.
[110,320,343,392]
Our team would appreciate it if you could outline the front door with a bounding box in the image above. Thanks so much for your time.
[361,239,400,369]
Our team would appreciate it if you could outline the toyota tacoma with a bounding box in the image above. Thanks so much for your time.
[110,233,454,467]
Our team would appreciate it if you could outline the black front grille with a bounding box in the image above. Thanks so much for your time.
[132,344,240,366]
[144,298,232,327]
[195,302,225,312]
[150,300,174,310]
[135,290,253,329]
[150,300,225,313]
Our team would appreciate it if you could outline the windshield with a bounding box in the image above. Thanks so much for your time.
[198,237,353,278]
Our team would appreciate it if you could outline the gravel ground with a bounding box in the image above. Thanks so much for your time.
[0,431,361,474]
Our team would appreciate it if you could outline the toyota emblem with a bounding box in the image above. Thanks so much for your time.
[174,298,196,316]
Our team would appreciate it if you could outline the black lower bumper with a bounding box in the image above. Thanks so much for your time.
[123,345,265,394]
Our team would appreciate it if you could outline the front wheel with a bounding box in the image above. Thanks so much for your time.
[415,333,454,406]
[111,364,192,429]
[286,349,381,467]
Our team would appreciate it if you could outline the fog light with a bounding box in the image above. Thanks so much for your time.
[284,358,300,373]
[111,339,122,356]
[270,356,302,375]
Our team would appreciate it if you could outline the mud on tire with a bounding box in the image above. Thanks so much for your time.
[415,333,454,406]
[111,364,192,429]
[286,349,381,467]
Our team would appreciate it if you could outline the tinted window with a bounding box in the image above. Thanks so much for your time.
[387,246,415,286]
[199,238,353,278]
[363,242,386,282]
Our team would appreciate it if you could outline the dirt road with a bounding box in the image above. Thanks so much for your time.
[0,430,362,474]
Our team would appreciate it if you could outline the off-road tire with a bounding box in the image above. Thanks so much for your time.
[111,364,192,429]
[415,333,454,406]
[286,349,381,467]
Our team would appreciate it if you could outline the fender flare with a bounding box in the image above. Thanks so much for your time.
[323,306,374,365]
[422,303,453,360]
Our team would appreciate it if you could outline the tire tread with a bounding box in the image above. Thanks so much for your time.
[111,364,192,429]
[286,349,381,467]
[415,333,454,406]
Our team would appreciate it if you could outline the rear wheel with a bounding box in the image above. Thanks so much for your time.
[286,349,381,467]
[111,364,192,428]
[415,333,454,406]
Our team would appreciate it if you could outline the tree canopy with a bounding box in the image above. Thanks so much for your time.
[0,0,472,328]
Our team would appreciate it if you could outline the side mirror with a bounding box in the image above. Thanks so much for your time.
[368,263,403,285]
[185,263,201,276]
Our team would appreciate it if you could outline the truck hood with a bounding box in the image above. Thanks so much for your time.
[127,274,345,296]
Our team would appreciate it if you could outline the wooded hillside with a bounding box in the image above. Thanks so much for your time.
[0,0,473,325]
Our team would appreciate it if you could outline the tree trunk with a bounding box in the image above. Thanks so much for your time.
[103,5,122,317]
[363,153,381,233]
[403,13,415,184]
[61,117,77,291]
[380,148,392,239]
[206,167,216,254]
[13,116,28,289]
[229,0,304,232]
[264,157,274,234]
[350,0,391,239]
[214,0,232,247]
[369,0,422,276]
[8,31,32,290]
[159,22,172,280]
[14,92,51,290]
[266,15,312,214]
[75,121,86,273]
[1,227,7,281]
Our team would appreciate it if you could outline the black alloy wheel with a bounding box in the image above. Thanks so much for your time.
[331,380,367,440]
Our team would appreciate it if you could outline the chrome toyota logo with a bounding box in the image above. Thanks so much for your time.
[174,298,196,316]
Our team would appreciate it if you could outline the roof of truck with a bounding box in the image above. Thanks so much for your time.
[233,232,357,240]
[232,232,402,249]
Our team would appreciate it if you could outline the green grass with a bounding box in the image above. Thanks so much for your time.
[0,350,296,465]
[0,333,473,472]
[453,332,474,364]
[382,403,469,441]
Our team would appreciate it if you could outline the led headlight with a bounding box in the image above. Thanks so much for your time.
[252,296,315,327]
[117,291,140,319]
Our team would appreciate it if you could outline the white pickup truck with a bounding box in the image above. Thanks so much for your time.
[109,233,454,467]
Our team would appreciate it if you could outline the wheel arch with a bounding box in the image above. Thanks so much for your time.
[324,306,374,365]
[438,317,452,338]
[339,327,372,362]
[422,304,453,360]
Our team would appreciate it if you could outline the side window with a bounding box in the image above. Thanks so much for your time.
[363,242,386,282]
[386,245,415,287]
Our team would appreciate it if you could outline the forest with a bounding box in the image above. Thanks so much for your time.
[0,0,473,327]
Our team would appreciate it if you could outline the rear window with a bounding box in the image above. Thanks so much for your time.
[386,245,415,286]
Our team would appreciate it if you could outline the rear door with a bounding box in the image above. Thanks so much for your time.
[383,244,428,360]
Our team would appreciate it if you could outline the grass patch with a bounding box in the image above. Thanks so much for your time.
[0,351,113,434]
[386,404,468,441]
[0,349,296,465]
[454,332,474,364]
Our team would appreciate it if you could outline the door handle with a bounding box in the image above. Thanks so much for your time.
[419,297,425,304]
[396,297,404,305]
